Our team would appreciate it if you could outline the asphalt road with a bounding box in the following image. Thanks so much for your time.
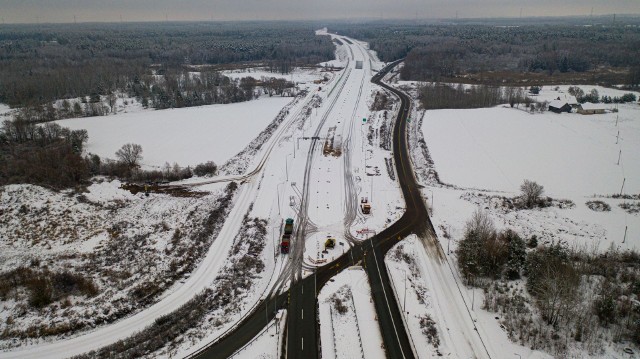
[193,59,434,359]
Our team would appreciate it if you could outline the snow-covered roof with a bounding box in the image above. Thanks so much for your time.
[548,99,568,109]
[579,102,606,110]
[563,95,578,105]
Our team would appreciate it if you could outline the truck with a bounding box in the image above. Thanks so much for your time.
[280,235,290,254]
[361,197,371,214]
[281,218,294,254]
[284,218,294,235]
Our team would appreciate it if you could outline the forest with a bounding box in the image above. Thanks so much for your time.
[0,21,335,108]
[328,20,640,86]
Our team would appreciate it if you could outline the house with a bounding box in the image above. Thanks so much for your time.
[548,99,572,113]
[565,95,579,108]
[577,102,606,115]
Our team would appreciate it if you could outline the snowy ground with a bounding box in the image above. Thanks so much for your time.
[222,67,328,85]
[420,103,640,251]
[1,60,325,359]
[230,310,286,359]
[533,85,640,105]
[385,235,552,359]
[57,96,292,169]
[423,105,639,196]
[318,266,385,359]
[0,103,12,118]
[394,75,640,358]
[0,179,232,349]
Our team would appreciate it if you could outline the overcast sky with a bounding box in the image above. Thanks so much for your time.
[0,0,638,24]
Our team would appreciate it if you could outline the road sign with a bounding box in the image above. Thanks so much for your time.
[362,118,367,123]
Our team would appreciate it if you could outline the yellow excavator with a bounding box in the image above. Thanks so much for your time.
[325,237,336,249]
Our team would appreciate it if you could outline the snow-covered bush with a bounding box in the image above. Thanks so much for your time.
[457,210,527,283]
[586,200,611,212]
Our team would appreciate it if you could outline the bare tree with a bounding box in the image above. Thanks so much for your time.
[526,246,579,326]
[116,143,143,169]
[466,208,496,242]
[520,180,544,208]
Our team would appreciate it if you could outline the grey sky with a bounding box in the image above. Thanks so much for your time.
[0,0,638,23]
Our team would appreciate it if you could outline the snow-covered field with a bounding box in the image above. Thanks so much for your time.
[318,266,385,359]
[222,67,328,85]
[423,105,639,196]
[416,94,640,251]
[57,96,292,169]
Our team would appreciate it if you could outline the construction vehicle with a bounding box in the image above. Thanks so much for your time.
[361,197,371,214]
[284,218,294,235]
[325,237,336,249]
[281,218,294,254]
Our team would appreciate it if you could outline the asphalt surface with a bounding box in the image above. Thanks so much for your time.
[193,59,435,359]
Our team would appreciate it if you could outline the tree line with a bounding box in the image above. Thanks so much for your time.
[328,22,640,86]
[417,83,533,110]
[0,115,89,188]
[0,113,219,189]
[0,22,334,108]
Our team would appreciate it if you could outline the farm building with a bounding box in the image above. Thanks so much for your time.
[548,99,572,113]
[566,95,579,108]
[577,102,606,115]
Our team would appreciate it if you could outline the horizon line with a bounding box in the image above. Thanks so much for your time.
[2,13,640,26]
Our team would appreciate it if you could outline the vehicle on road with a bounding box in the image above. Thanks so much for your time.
[281,218,294,254]
[361,197,371,214]
[324,237,336,249]
[281,235,290,254]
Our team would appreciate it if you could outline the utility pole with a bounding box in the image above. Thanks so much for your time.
[617,150,622,165]
[472,289,475,311]
[285,154,291,181]
[277,182,284,215]
[403,270,407,315]
[620,178,626,195]
[616,130,619,144]
[370,176,373,203]
[623,226,628,243]
[272,231,276,259]
[429,189,434,210]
